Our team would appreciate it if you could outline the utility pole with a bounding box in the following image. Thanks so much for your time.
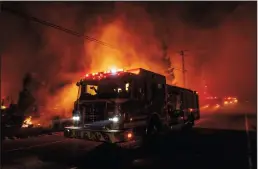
[178,50,188,88]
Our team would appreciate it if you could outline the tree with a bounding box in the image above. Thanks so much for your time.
[161,40,175,83]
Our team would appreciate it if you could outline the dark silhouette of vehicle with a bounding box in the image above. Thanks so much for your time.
[64,68,200,147]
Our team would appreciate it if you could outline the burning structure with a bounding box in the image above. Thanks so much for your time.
[1,73,44,128]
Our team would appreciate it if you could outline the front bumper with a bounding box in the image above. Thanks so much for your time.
[64,126,134,143]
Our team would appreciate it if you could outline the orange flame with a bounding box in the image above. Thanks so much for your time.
[22,116,33,128]
[84,17,169,81]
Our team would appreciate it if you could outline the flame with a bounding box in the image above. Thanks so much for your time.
[1,105,6,109]
[22,6,185,121]
[17,9,182,121]
[84,16,170,83]
[42,84,78,122]
[22,116,33,128]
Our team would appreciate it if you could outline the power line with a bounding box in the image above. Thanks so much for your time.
[1,6,118,50]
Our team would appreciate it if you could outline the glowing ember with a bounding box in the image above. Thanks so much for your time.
[22,116,33,128]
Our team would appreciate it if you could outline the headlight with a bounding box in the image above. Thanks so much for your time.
[109,116,119,123]
[72,116,80,121]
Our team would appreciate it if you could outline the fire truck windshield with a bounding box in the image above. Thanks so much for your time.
[79,79,131,100]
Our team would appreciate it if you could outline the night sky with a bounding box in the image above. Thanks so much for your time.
[1,2,257,104]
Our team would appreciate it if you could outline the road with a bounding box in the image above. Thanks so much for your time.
[1,108,256,169]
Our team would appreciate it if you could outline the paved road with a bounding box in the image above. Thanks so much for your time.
[2,109,256,169]
[196,108,256,131]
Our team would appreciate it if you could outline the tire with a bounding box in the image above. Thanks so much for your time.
[138,116,165,153]
[183,114,194,131]
[143,116,162,147]
[146,117,162,136]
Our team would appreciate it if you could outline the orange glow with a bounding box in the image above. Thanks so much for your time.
[127,132,133,139]
[22,116,33,128]
[200,104,210,109]
[127,68,140,75]
[1,105,6,109]
[84,16,177,85]
[224,101,229,105]
[82,68,127,80]
[110,67,124,74]
[37,84,78,126]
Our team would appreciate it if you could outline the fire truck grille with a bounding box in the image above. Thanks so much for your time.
[81,102,106,123]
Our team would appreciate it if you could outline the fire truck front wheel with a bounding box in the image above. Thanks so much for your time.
[141,115,163,148]
[189,113,195,126]
[146,116,162,137]
[183,113,195,130]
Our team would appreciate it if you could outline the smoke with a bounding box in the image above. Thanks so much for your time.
[85,3,167,76]
[1,2,86,121]
[150,2,256,100]
[84,2,256,100]
[1,2,256,120]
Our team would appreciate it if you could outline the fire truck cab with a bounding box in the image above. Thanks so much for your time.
[64,68,200,145]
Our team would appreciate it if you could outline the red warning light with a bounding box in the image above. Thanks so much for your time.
[127,133,133,139]
[83,68,126,80]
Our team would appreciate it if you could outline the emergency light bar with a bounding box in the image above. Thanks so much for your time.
[82,68,141,80]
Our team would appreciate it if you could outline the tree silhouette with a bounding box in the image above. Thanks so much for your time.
[161,40,175,83]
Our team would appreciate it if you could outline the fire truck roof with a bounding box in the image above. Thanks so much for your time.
[78,68,196,94]
[79,68,166,82]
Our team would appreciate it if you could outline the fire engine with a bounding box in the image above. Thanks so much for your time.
[64,68,200,145]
